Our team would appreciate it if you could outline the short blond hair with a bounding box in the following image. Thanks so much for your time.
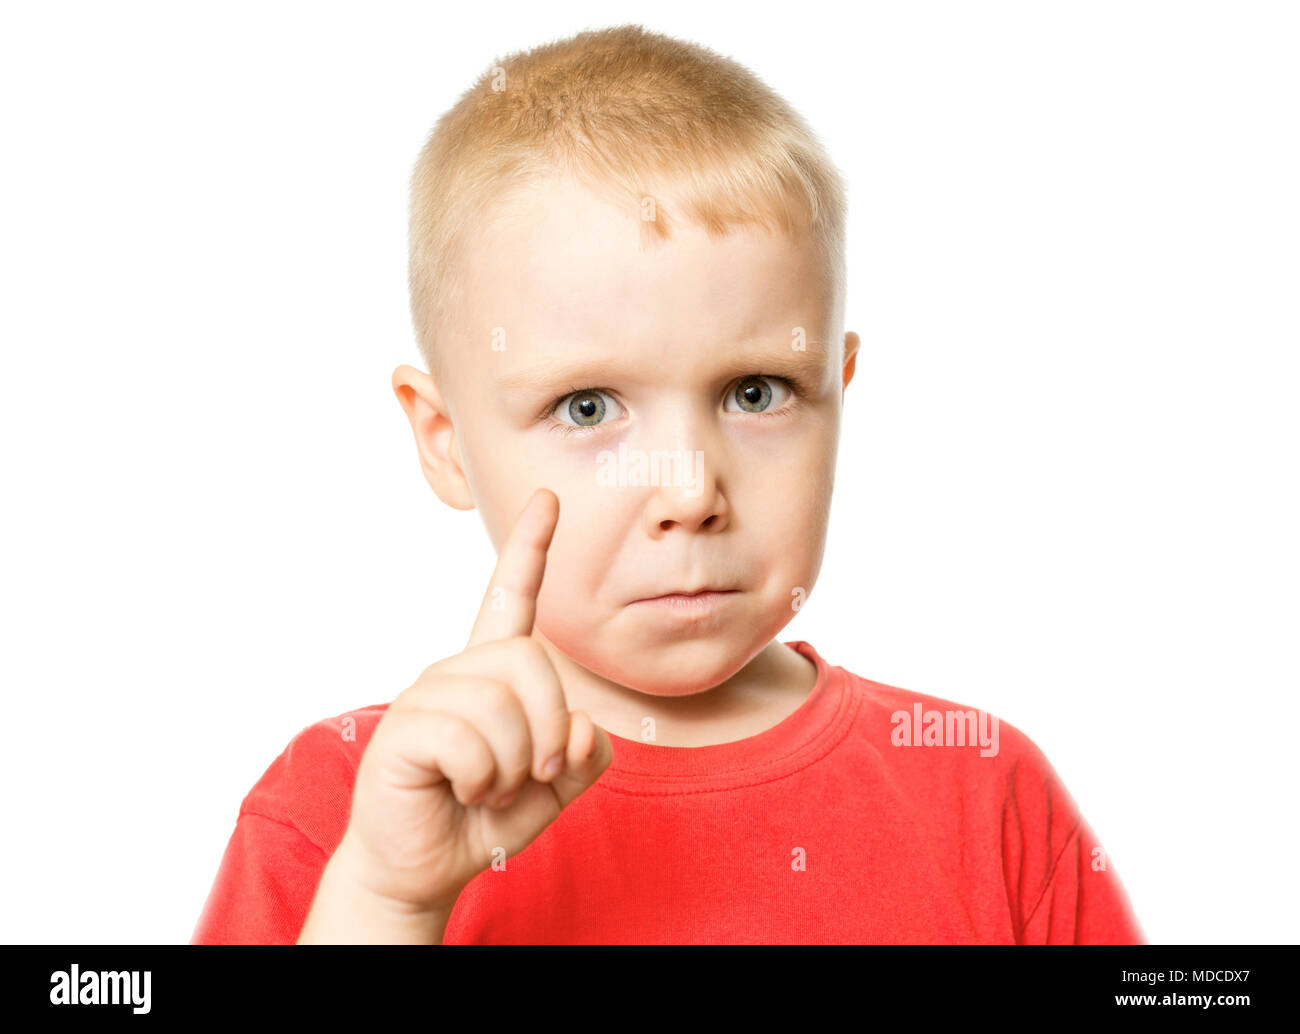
[407,23,847,379]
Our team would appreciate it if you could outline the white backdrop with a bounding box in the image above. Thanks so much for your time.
[1,0,1295,944]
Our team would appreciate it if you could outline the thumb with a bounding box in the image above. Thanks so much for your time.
[549,710,612,808]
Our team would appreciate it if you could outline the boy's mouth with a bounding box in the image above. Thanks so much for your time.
[629,588,739,614]
[631,586,737,602]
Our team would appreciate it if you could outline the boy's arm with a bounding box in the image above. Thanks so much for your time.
[192,717,377,945]
[998,727,1146,944]
[296,834,452,944]
[192,809,454,945]
[1017,816,1147,944]
[191,811,330,944]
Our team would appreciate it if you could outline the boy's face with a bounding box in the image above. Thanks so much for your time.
[396,172,858,696]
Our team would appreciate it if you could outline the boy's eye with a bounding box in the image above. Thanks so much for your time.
[553,388,626,428]
[545,375,803,436]
[723,375,793,414]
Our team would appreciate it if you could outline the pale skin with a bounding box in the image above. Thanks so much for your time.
[298,172,859,943]
[394,172,859,746]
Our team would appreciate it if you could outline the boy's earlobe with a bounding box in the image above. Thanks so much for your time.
[842,331,860,393]
[390,364,476,511]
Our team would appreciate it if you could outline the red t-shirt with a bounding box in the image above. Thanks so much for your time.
[191,640,1145,944]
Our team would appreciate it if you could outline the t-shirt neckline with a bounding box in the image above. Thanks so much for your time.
[597,640,853,794]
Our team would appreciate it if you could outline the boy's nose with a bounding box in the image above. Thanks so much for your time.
[640,459,729,536]
[628,408,730,534]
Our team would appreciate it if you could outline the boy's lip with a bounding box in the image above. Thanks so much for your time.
[631,586,738,602]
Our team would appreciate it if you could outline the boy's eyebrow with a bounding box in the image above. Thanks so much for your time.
[495,342,832,395]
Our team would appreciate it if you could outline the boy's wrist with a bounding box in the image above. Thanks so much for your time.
[298,835,453,945]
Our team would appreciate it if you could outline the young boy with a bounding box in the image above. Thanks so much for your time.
[192,24,1144,945]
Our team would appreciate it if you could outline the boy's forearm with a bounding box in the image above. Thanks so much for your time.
[297,840,452,945]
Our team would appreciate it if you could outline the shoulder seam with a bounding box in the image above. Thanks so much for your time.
[1016,818,1083,941]
[237,807,330,861]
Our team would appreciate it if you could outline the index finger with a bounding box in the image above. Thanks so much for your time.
[466,488,559,648]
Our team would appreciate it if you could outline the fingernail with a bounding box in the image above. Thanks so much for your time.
[542,753,564,780]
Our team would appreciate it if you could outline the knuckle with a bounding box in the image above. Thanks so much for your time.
[392,683,432,715]
[480,677,518,715]
[502,749,533,787]
[506,634,542,664]
[418,655,451,680]
[387,684,418,714]
[465,759,497,797]
[401,665,444,700]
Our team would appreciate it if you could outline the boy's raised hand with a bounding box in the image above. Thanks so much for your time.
[328,488,612,925]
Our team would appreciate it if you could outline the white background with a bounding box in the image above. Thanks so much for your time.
[1,0,1295,944]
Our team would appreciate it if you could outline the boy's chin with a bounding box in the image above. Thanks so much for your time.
[549,628,773,696]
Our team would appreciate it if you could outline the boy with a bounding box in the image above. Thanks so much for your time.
[192,24,1144,944]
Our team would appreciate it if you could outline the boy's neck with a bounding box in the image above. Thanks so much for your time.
[532,632,818,748]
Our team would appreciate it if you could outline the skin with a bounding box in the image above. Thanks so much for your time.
[392,171,859,748]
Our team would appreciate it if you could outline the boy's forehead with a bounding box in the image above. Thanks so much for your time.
[453,173,832,373]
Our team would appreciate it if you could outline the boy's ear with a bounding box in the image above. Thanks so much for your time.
[390,364,476,511]
[842,331,860,394]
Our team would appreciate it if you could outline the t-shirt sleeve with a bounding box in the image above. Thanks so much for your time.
[190,812,329,945]
[1018,814,1147,944]
[999,728,1147,944]
[191,718,359,945]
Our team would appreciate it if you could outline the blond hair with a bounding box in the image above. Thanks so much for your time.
[407,23,847,379]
